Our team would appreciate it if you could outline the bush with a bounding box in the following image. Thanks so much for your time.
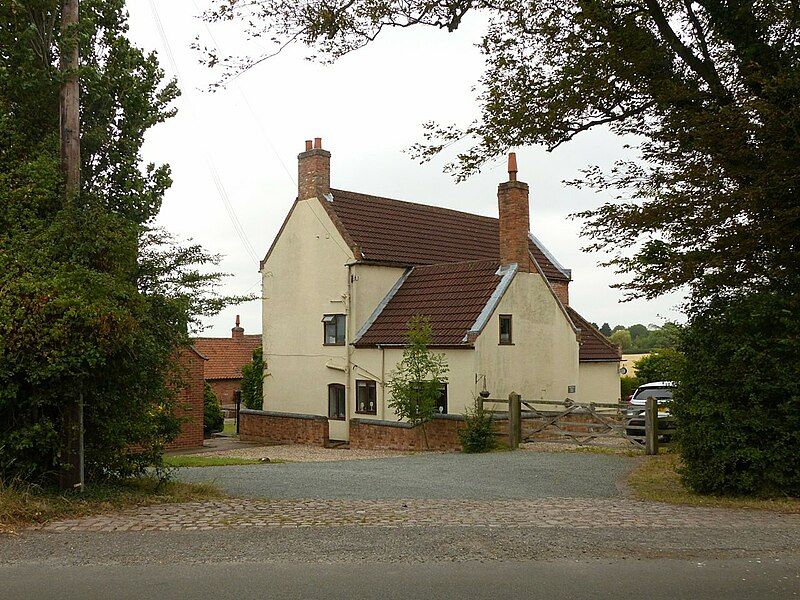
[240,347,264,410]
[674,288,800,496]
[620,376,642,400]
[634,348,686,384]
[458,400,498,453]
[203,383,224,436]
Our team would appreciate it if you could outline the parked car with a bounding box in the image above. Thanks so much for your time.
[625,381,675,442]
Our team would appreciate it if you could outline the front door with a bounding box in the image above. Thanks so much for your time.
[327,383,349,441]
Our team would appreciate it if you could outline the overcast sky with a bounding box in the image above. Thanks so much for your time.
[126,0,685,338]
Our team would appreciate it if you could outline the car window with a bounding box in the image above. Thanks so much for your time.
[633,387,673,400]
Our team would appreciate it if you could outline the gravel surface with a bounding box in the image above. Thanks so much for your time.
[200,443,415,462]
[174,451,634,499]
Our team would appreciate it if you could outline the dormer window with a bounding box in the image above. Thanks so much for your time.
[499,314,513,345]
[323,314,346,346]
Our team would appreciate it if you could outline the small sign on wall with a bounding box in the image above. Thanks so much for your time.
[567,385,576,394]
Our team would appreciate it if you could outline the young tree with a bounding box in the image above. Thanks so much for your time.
[0,1,239,483]
[387,316,449,449]
[240,346,264,410]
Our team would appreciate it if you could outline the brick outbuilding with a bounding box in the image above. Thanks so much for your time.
[193,316,261,413]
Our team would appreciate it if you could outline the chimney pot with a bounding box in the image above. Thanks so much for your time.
[314,137,322,149]
[508,152,518,182]
[232,314,244,339]
[305,140,313,151]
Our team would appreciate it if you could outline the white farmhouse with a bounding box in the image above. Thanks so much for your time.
[249,138,621,449]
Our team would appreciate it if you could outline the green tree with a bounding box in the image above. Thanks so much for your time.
[628,324,649,342]
[609,330,632,353]
[387,316,449,449]
[240,346,264,410]
[599,323,612,337]
[203,383,224,436]
[634,349,686,384]
[0,1,239,483]
[674,289,800,496]
[201,0,799,301]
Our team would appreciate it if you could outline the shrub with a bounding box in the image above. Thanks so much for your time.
[634,348,686,384]
[240,347,264,410]
[458,400,497,453]
[674,288,800,496]
[203,383,224,436]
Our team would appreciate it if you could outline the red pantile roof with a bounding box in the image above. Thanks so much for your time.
[355,260,504,347]
[193,334,262,380]
[566,307,622,362]
[327,189,570,282]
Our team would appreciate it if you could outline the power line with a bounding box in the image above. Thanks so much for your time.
[190,0,296,187]
[147,0,260,265]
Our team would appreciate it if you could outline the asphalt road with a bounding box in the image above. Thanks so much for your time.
[176,451,633,499]
[2,558,798,600]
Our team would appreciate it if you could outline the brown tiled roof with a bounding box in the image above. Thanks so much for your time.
[192,334,262,380]
[355,260,504,347]
[327,189,570,282]
[566,307,622,362]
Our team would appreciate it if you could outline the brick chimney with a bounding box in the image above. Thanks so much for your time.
[232,314,244,340]
[498,153,532,272]
[298,137,331,200]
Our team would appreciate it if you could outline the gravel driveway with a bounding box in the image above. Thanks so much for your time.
[175,450,633,499]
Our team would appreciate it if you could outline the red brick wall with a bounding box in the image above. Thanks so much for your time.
[349,417,465,451]
[207,378,242,408]
[239,410,329,445]
[166,348,205,450]
[498,180,532,272]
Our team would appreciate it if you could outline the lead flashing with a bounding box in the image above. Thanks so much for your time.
[462,263,518,342]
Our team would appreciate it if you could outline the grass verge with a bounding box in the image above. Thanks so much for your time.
[627,453,800,513]
[163,455,274,468]
[0,476,223,533]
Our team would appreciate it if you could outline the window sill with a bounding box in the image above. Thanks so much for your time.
[499,342,515,346]
[355,411,377,416]
[323,342,346,347]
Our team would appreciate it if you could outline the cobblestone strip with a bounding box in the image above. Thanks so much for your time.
[34,499,800,533]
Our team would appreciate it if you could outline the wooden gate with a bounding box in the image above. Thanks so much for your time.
[479,394,674,454]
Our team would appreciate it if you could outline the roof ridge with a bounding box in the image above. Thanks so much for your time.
[331,188,498,223]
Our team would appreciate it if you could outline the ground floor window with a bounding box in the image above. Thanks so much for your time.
[435,383,448,414]
[328,383,346,420]
[355,380,377,414]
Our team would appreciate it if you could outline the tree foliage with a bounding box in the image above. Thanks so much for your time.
[674,288,800,496]
[201,0,800,300]
[0,1,237,483]
[458,399,497,453]
[387,316,449,449]
[240,346,264,410]
[203,383,224,436]
[633,348,686,383]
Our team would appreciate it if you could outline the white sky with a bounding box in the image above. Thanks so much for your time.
[126,0,685,338]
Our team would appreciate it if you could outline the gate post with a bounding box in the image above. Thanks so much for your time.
[234,389,242,435]
[508,392,521,449]
[645,396,658,455]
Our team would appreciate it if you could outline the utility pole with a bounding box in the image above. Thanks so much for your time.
[59,0,84,492]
